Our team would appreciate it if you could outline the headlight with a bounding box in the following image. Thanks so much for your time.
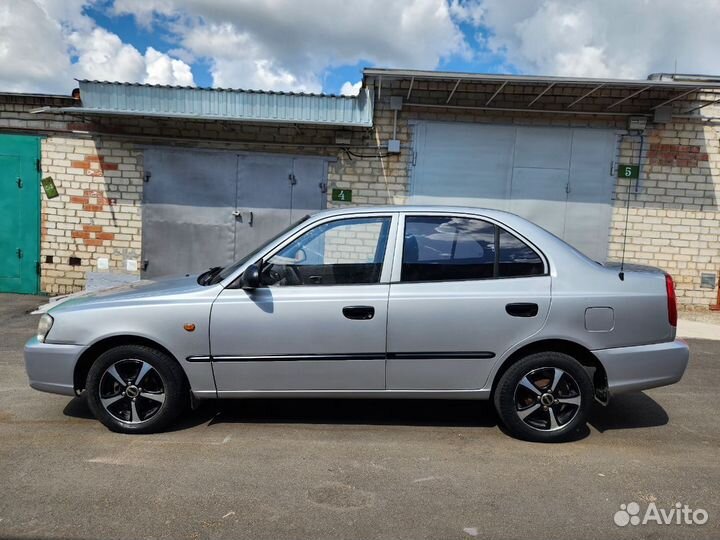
[37,314,54,342]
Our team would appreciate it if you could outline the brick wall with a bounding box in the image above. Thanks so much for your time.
[609,121,720,308]
[39,137,144,294]
[2,87,719,307]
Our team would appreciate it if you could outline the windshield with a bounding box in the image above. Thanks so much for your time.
[205,215,310,285]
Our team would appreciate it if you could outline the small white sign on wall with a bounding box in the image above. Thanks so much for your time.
[97,257,109,270]
[126,259,138,272]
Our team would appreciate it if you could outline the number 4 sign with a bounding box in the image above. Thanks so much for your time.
[331,188,352,202]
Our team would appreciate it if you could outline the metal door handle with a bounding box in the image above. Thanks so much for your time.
[248,211,253,226]
[343,306,375,320]
[16,248,23,259]
[308,275,322,284]
[505,303,538,317]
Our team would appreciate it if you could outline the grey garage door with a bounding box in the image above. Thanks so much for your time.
[142,148,327,278]
[410,122,618,262]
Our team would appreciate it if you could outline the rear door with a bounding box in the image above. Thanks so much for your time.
[386,212,551,390]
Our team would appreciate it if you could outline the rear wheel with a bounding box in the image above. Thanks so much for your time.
[494,352,594,442]
[86,345,187,434]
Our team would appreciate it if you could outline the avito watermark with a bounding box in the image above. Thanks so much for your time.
[614,502,709,527]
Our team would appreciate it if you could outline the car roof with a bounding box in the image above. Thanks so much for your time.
[309,205,523,221]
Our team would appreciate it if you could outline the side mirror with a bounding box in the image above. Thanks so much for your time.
[241,263,262,290]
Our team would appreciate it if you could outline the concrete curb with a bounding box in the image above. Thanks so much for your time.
[677,319,720,341]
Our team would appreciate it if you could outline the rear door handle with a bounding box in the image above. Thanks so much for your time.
[506,303,538,317]
[343,306,375,320]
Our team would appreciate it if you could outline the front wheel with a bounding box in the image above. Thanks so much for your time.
[493,352,594,442]
[86,345,187,434]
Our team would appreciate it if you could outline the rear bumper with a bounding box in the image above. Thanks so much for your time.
[593,339,689,395]
[24,337,84,396]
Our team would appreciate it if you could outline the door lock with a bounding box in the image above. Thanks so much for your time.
[16,177,23,189]
[232,210,241,217]
[16,248,23,259]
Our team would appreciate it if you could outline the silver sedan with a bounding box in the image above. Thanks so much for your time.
[25,206,689,442]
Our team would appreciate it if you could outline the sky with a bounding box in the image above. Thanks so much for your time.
[2,0,720,96]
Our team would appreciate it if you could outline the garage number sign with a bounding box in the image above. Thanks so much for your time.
[41,176,59,199]
[331,188,352,202]
[617,164,639,179]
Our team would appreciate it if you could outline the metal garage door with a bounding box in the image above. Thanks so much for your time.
[410,122,617,261]
[142,148,327,278]
[0,135,40,294]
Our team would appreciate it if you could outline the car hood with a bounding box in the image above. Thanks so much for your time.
[35,274,208,314]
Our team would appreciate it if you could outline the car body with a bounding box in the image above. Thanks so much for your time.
[24,206,689,441]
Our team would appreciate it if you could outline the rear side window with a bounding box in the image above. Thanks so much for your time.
[498,229,545,277]
[401,216,544,283]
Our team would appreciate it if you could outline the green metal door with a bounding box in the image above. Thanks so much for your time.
[0,135,40,294]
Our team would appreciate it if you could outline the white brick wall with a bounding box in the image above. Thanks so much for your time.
[1,88,719,307]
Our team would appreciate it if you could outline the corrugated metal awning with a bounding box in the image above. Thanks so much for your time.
[31,80,373,127]
[364,68,720,117]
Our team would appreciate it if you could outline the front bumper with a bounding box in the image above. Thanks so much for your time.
[593,339,689,395]
[24,337,84,396]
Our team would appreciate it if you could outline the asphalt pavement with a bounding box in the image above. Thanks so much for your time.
[0,293,718,540]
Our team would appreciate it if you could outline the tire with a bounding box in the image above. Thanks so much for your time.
[493,351,594,442]
[86,345,188,434]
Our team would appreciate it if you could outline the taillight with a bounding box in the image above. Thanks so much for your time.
[665,274,677,327]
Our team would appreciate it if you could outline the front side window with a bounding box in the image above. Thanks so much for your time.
[262,217,391,286]
[401,215,544,282]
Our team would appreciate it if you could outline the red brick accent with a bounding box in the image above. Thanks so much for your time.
[71,155,119,174]
[69,196,89,204]
[71,231,90,239]
[648,143,707,167]
[82,204,104,212]
[83,225,103,233]
[95,232,115,241]
[83,239,104,247]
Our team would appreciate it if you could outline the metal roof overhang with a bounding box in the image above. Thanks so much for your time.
[31,80,374,128]
[364,68,720,116]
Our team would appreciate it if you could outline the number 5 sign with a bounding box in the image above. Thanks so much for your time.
[617,164,639,179]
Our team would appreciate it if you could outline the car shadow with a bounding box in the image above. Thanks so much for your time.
[207,398,499,428]
[63,391,668,436]
[588,392,669,432]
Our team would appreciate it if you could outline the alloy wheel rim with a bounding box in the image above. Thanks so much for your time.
[513,367,582,432]
[98,359,165,424]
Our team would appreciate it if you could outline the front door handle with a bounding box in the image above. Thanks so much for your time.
[506,303,538,317]
[343,306,375,320]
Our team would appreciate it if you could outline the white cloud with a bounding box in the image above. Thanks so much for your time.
[340,81,362,96]
[0,0,194,94]
[145,47,194,86]
[476,0,720,78]
[114,0,469,91]
[0,0,73,93]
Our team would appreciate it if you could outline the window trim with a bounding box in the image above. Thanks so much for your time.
[243,212,399,288]
[391,212,549,284]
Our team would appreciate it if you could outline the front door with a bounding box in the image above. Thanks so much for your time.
[0,135,39,294]
[386,213,551,390]
[210,214,396,394]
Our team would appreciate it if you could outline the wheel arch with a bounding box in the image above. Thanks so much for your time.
[73,335,188,394]
[490,338,608,404]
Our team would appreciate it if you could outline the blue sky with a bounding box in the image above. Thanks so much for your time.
[2,1,719,95]
[82,2,509,94]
